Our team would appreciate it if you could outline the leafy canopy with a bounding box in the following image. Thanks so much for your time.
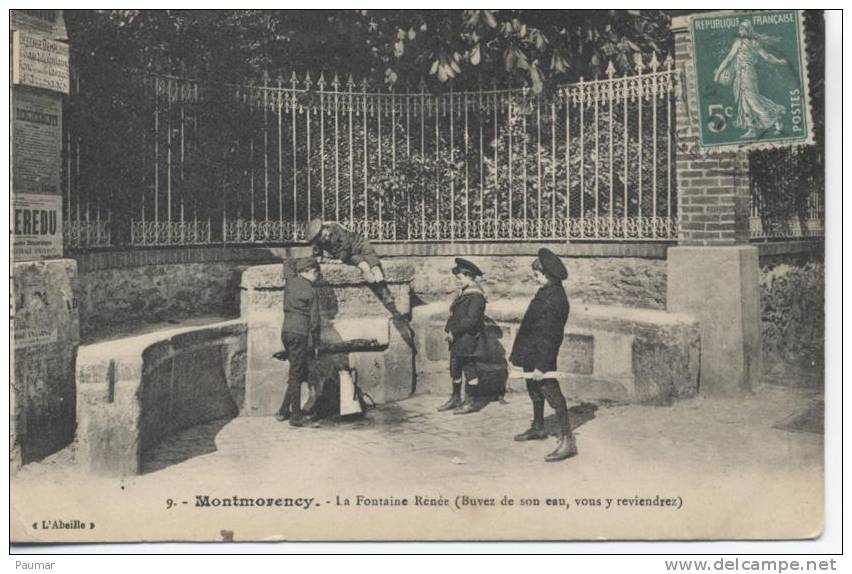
[65,9,672,92]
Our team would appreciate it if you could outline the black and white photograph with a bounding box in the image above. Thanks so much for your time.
[8,7,837,546]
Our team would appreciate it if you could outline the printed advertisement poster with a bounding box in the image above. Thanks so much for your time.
[12,193,63,260]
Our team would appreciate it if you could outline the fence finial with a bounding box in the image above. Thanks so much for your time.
[664,54,674,70]
[418,77,427,93]
[606,60,616,79]
[304,71,313,90]
[346,74,355,91]
[317,72,326,90]
[633,52,646,73]
[332,73,340,90]
[359,77,369,93]
[650,51,659,72]
[276,73,285,107]
[290,71,299,89]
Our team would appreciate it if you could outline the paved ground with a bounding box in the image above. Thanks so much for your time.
[12,372,824,542]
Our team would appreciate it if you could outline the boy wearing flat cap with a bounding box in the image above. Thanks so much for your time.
[440,258,488,415]
[509,248,577,462]
[306,218,416,351]
[306,219,384,284]
[278,256,321,427]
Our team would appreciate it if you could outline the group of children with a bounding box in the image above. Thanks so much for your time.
[441,250,578,463]
[278,218,577,462]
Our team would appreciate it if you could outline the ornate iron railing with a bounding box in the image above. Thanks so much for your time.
[63,219,111,249]
[749,217,824,241]
[749,139,824,241]
[222,218,298,243]
[64,54,678,246]
[129,219,211,246]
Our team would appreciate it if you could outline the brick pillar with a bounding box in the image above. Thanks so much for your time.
[673,14,752,246]
[666,13,761,395]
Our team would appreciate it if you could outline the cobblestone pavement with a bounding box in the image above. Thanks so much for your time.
[16,374,824,486]
[140,373,823,483]
[12,373,824,542]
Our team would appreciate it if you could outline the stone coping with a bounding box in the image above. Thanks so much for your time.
[77,319,247,383]
[78,316,390,374]
[755,239,824,259]
[413,299,697,329]
[73,242,672,272]
[240,260,416,290]
[69,240,823,273]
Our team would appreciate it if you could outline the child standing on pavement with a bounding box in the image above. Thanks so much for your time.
[509,248,577,462]
[439,258,488,415]
[277,257,321,427]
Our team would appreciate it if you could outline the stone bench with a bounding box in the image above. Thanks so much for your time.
[412,299,700,404]
[75,320,247,476]
[239,260,416,414]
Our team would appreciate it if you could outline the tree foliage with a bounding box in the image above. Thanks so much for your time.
[64,9,672,92]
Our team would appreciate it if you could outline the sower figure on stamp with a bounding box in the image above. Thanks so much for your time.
[714,19,788,139]
[277,257,321,428]
[509,248,577,462]
[305,219,416,351]
[439,258,489,415]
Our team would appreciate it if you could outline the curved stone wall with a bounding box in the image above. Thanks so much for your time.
[76,321,247,476]
[72,247,669,344]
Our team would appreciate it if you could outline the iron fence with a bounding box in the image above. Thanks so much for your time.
[749,144,824,241]
[63,54,678,247]
[129,219,212,246]
[63,219,111,250]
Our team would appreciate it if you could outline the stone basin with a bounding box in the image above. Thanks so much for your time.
[239,260,417,416]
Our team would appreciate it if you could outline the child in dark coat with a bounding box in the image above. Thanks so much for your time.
[509,248,577,462]
[439,258,487,415]
[278,257,321,427]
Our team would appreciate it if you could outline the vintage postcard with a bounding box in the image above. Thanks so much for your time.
[9,8,828,544]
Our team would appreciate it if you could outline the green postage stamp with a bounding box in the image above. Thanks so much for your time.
[690,10,813,150]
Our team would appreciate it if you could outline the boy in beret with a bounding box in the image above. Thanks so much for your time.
[277,256,321,427]
[439,258,488,415]
[509,248,577,462]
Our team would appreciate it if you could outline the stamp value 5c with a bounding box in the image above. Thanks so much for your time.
[691,10,813,150]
